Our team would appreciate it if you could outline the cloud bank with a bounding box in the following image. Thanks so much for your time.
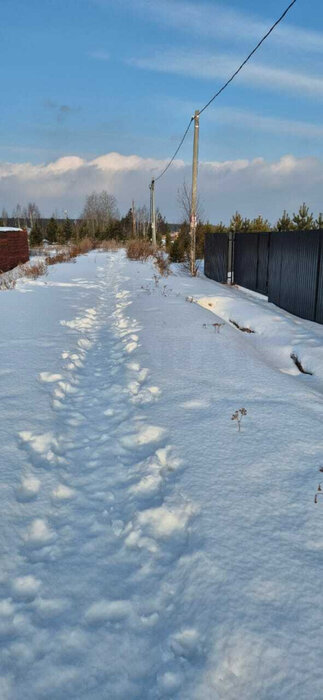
[1,151,322,223]
[129,52,323,100]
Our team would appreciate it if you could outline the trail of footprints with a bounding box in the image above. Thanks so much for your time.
[1,255,201,698]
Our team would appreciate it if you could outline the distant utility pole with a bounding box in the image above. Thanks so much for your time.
[132,200,136,238]
[189,110,200,276]
[149,179,157,246]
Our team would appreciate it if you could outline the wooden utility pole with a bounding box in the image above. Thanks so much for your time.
[150,179,157,246]
[189,110,200,276]
[132,200,136,238]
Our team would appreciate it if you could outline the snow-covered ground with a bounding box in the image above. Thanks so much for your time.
[1,250,323,699]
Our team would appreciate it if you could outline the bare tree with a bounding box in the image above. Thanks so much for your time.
[12,203,23,228]
[81,191,119,236]
[26,202,41,229]
[136,205,149,237]
[1,208,8,226]
[177,180,203,223]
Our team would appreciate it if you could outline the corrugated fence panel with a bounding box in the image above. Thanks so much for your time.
[204,233,228,283]
[267,232,283,306]
[234,233,258,291]
[205,229,323,325]
[269,231,320,321]
[314,233,323,324]
[256,233,270,295]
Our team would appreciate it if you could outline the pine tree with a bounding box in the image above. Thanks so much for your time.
[165,230,171,251]
[57,224,66,245]
[292,203,314,230]
[275,210,294,231]
[29,222,43,246]
[63,217,73,241]
[212,222,228,233]
[46,217,58,243]
[249,216,271,232]
[229,212,250,233]
[315,213,323,230]
[169,222,190,263]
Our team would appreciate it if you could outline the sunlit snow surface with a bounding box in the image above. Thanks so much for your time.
[0,250,323,699]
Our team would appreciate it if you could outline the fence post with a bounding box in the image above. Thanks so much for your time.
[227,232,234,285]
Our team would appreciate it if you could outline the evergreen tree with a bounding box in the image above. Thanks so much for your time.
[63,217,73,241]
[29,222,43,246]
[165,230,171,252]
[77,220,90,239]
[229,212,250,233]
[249,216,271,232]
[156,211,169,245]
[275,210,294,231]
[212,222,228,233]
[292,203,314,230]
[315,213,323,229]
[46,217,58,243]
[120,209,134,240]
[57,224,66,245]
[169,222,190,263]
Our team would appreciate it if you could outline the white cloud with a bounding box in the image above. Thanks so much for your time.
[129,51,323,100]
[213,108,323,139]
[1,151,323,223]
[96,0,323,55]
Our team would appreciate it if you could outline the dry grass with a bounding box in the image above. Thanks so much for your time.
[98,239,121,251]
[45,251,71,265]
[45,238,96,265]
[126,239,156,261]
[154,250,170,276]
[70,238,95,257]
[23,261,48,279]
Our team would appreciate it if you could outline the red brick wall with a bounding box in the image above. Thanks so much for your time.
[0,230,29,273]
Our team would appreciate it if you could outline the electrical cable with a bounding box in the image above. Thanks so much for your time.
[154,117,194,182]
[199,0,297,114]
[153,0,296,181]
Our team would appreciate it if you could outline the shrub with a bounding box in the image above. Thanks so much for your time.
[70,238,95,258]
[98,239,120,251]
[154,250,170,276]
[126,239,155,261]
[45,251,71,265]
[23,261,47,279]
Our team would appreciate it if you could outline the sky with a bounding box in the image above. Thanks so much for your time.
[1,0,323,222]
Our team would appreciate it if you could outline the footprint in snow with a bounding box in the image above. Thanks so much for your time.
[11,575,41,601]
[84,599,133,626]
[15,475,41,502]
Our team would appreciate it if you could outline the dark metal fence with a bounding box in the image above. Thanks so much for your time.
[234,232,270,295]
[204,230,323,324]
[204,232,228,283]
[268,231,322,322]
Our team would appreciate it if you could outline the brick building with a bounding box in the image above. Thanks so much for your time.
[0,228,29,273]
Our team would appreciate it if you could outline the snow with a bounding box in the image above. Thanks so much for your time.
[0,250,323,699]
[0,227,24,232]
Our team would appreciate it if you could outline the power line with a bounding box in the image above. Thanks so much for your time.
[199,0,297,115]
[153,0,296,182]
[154,117,193,182]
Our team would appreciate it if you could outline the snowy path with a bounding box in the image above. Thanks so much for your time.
[1,251,323,699]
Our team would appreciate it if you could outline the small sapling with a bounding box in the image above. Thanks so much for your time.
[231,407,247,432]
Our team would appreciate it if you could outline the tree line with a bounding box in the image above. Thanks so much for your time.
[168,202,323,263]
[1,194,322,258]
[0,192,170,247]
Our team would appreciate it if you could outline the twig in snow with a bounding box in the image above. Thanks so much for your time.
[231,408,247,432]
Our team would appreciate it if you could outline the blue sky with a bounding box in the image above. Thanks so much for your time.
[1,0,323,220]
